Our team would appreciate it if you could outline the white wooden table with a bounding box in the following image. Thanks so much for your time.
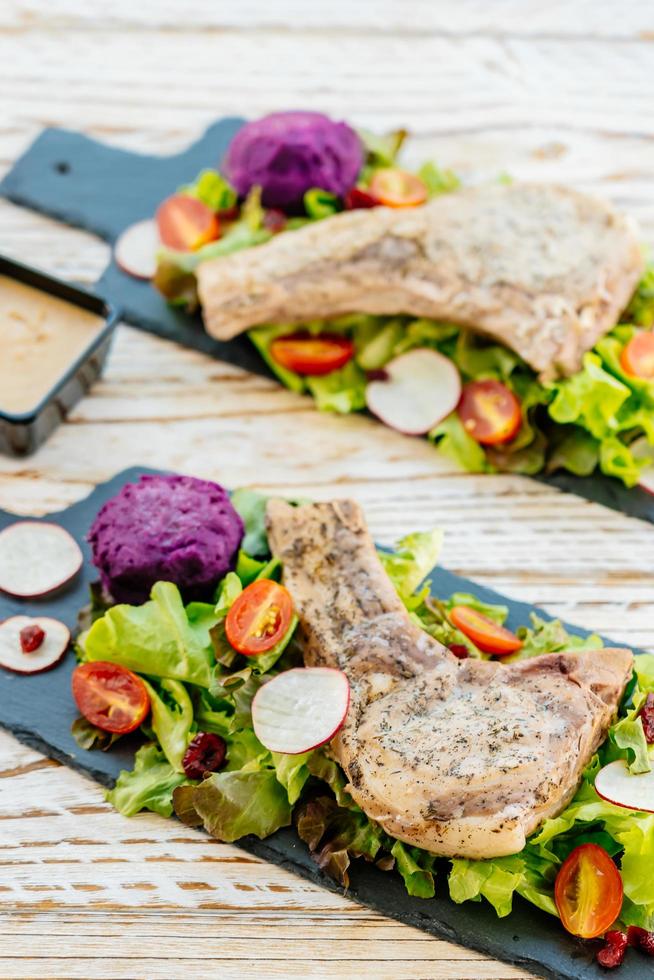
[0,3,653,977]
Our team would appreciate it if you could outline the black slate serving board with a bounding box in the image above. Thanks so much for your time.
[3,125,654,527]
[2,125,654,527]
[0,467,645,980]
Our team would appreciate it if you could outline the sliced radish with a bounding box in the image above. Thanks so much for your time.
[114,219,160,280]
[0,521,83,598]
[595,759,654,813]
[365,348,461,436]
[0,616,70,674]
[251,667,350,755]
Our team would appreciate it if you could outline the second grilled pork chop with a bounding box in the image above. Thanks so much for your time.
[198,183,644,379]
[265,498,633,859]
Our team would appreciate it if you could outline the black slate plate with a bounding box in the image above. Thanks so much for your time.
[0,467,644,980]
[2,125,654,525]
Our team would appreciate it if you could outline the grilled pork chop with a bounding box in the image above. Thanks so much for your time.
[265,498,633,859]
[198,183,643,379]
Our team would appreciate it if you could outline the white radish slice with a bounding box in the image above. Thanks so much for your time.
[365,348,462,436]
[252,667,350,755]
[0,521,83,598]
[595,759,654,813]
[114,219,160,280]
[0,616,70,674]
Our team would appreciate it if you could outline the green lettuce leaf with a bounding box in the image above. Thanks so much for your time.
[451,329,522,381]
[380,529,443,599]
[178,169,237,211]
[143,678,194,772]
[306,361,367,414]
[611,712,651,774]
[230,489,272,557]
[429,411,491,472]
[548,353,631,440]
[271,751,312,805]
[178,770,292,842]
[449,852,557,919]
[546,427,600,477]
[509,613,603,661]
[357,128,407,170]
[390,840,437,898]
[106,743,187,818]
[303,188,341,219]
[417,160,460,197]
[70,716,122,752]
[81,582,216,688]
[623,262,654,327]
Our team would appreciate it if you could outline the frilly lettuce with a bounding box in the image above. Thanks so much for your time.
[79,581,216,688]
[106,743,187,818]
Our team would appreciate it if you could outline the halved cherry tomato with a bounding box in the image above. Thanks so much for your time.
[71,661,150,734]
[156,194,220,251]
[449,606,522,655]
[554,843,623,939]
[620,331,654,379]
[457,380,522,445]
[270,333,354,376]
[225,579,294,657]
[369,168,428,208]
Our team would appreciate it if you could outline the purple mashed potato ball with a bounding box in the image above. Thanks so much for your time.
[223,110,364,211]
[88,474,244,604]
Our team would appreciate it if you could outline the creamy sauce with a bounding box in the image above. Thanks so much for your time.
[0,276,104,415]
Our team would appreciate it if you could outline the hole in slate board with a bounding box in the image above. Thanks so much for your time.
[54,161,70,174]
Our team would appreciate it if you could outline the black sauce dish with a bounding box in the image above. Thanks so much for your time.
[0,255,120,456]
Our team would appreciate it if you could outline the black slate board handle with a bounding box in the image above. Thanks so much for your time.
[1,119,245,241]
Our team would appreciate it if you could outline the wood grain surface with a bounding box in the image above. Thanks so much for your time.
[1,3,653,978]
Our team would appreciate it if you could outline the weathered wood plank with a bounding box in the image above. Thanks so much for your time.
[2,0,653,39]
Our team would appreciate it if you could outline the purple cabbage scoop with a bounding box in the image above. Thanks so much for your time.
[223,110,364,210]
[88,474,244,604]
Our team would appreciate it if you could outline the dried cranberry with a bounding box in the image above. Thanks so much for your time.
[639,693,654,744]
[20,624,46,653]
[365,368,389,383]
[597,931,628,968]
[182,732,226,780]
[263,209,287,233]
[448,643,470,660]
[344,188,379,210]
[627,925,654,955]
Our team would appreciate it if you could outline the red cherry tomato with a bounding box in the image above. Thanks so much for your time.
[457,380,522,445]
[270,333,354,376]
[156,194,220,251]
[449,606,522,655]
[554,843,624,939]
[71,661,150,734]
[225,579,294,657]
[620,331,654,379]
[368,169,428,208]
